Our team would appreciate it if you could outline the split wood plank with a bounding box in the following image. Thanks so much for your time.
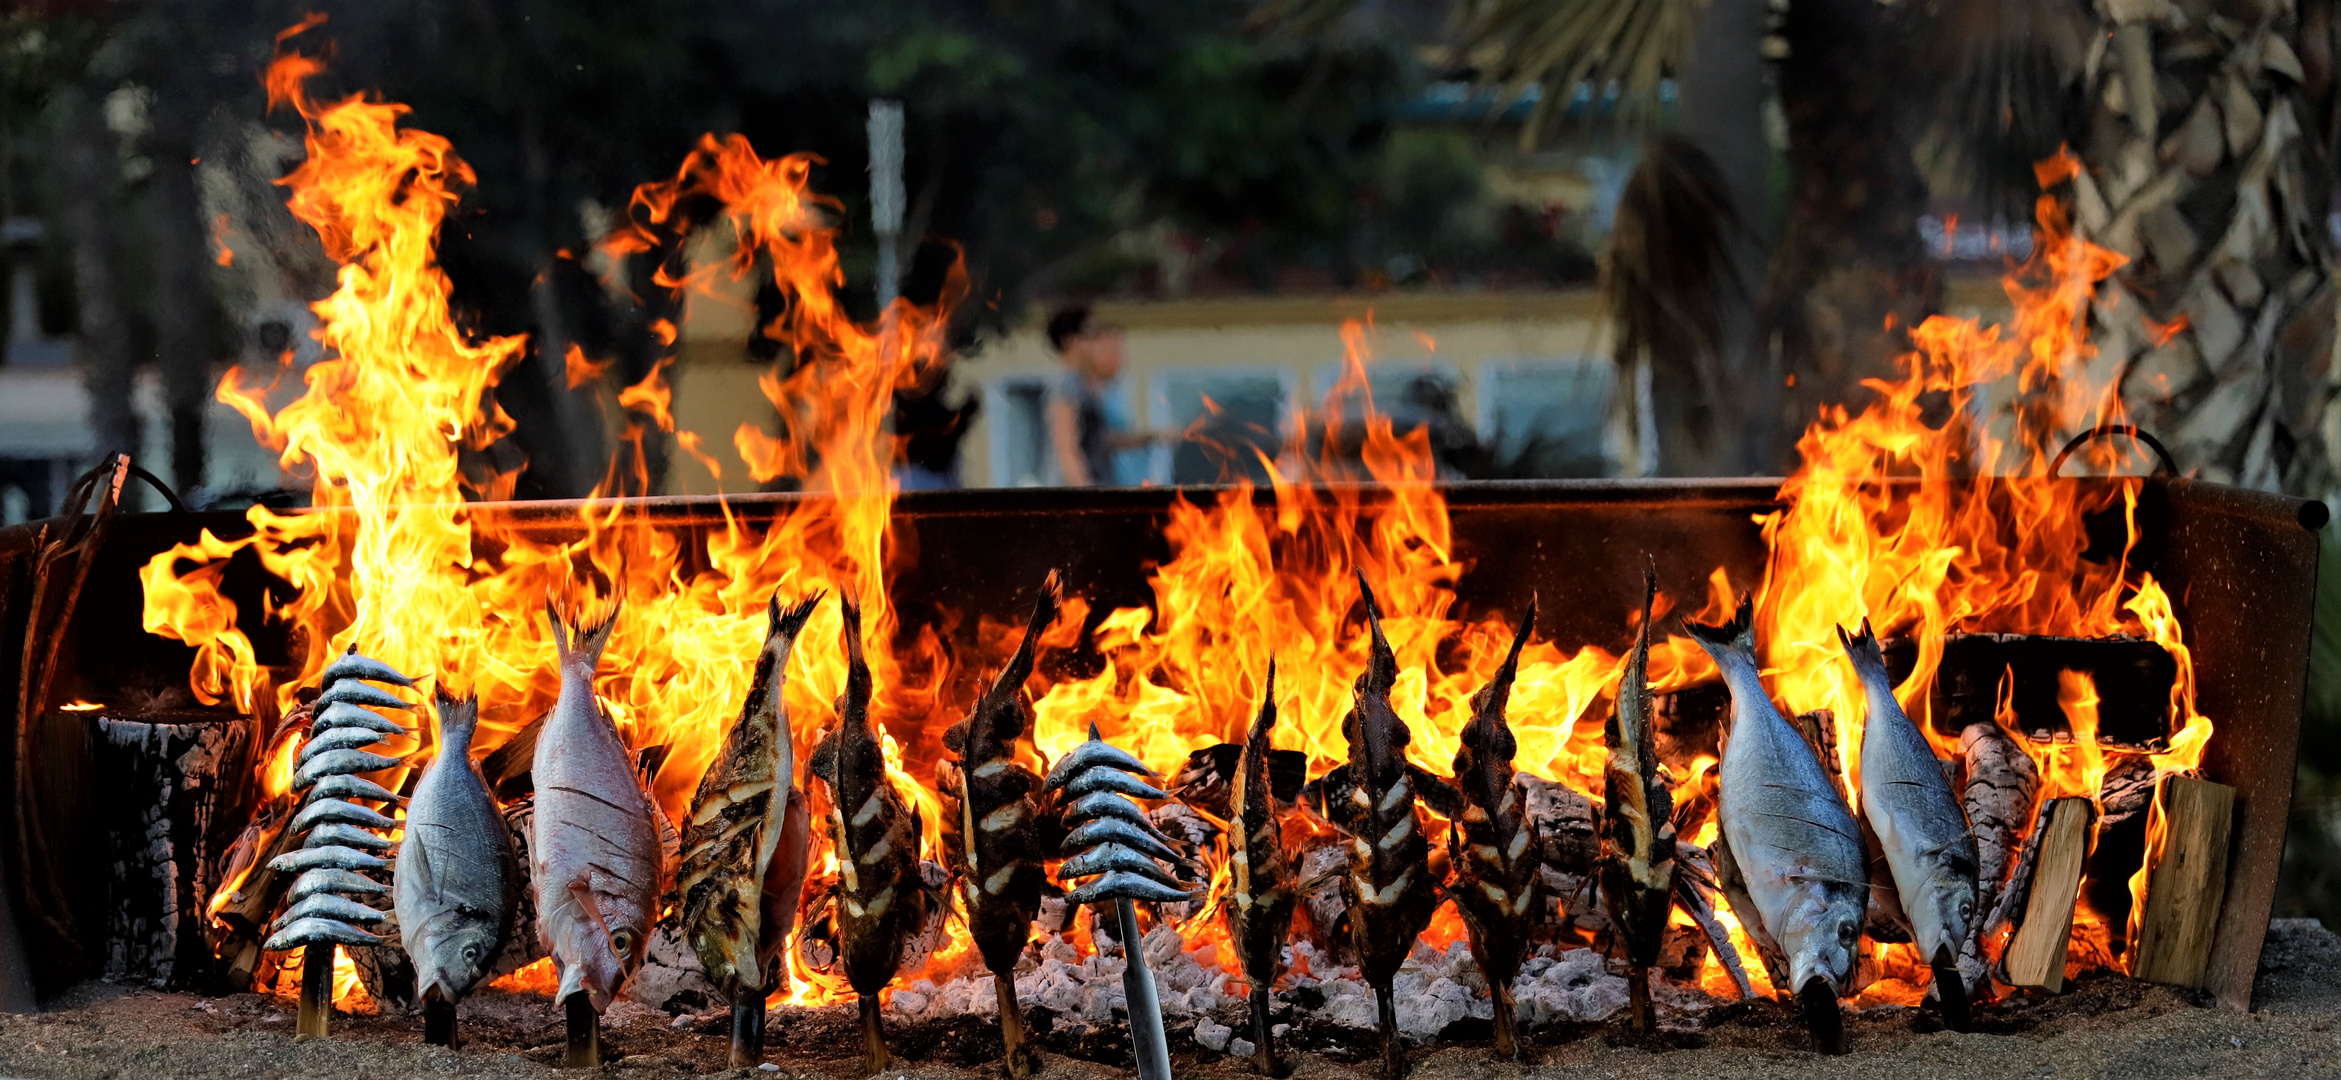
[2005,796,2093,992]
[2127,776,2236,989]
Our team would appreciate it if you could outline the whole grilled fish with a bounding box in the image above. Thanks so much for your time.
[1687,598,1864,1054]
[678,591,822,1067]
[533,598,664,1015]
[1227,661,1297,1077]
[1602,571,1675,1034]
[1449,605,1541,1060]
[808,598,928,1077]
[1840,620,1978,1028]
[1335,573,1440,1080]
[395,690,519,1041]
[939,575,1057,1079]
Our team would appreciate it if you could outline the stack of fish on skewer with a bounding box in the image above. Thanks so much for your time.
[239,561,2062,1072]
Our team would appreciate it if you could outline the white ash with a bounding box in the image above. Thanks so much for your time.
[1283,939,1631,1039]
[888,924,1235,1026]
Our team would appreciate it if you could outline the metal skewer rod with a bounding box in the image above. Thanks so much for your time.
[1116,899,1172,1080]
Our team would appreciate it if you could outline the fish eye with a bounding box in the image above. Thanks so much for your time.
[461,943,483,963]
[1839,924,1859,947]
[611,928,637,955]
[1958,897,1975,920]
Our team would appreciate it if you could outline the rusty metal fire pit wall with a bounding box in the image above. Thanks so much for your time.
[0,477,2322,1008]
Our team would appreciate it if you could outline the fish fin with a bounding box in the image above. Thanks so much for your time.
[976,571,1061,739]
[757,789,815,986]
[1353,570,1398,697]
[770,589,824,639]
[838,597,869,705]
[1246,660,1279,750]
[1407,764,1465,820]
[1835,618,1888,676]
[808,729,839,785]
[405,827,442,906]
[432,688,480,758]
[545,591,623,669]
[1683,594,1755,652]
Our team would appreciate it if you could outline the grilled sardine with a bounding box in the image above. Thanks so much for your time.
[808,598,928,1077]
[940,574,1058,1078]
[678,591,822,1066]
[1335,573,1440,1080]
[1227,662,1298,1076]
[1450,605,1542,1060]
[1601,571,1675,1034]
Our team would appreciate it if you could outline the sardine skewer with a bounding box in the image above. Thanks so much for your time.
[808,598,928,1078]
[264,645,412,1039]
[1687,598,1865,1055]
[678,591,822,1068]
[1227,662,1297,1077]
[940,574,1059,1078]
[1601,572,1675,1034]
[1450,605,1542,1059]
[1048,726,1198,1080]
[1840,620,1980,1030]
[1333,573,1442,1080]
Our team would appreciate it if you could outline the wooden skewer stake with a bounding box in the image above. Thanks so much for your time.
[859,994,888,1077]
[2126,776,2236,989]
[728,997,766,1069]
[563,992,600,1068]
[2003,796,2093,992]
[297,942,332,1037]
[996,976,1036,1078]
[422,988,457,1047]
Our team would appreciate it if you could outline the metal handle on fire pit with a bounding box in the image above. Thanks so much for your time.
[2048,424,2177,479]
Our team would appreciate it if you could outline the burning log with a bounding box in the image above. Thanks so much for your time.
[1450,605,1542,1059]
[1601,574,1675,1036]
[262,649,414,1037]
[90,711,253,990]
[1166,741,1306,820]
[1999,797,2096,992]
[1954,719,2039,992]
[2125,776,2236,989]
[808,599,931,1077]
[938,577,1055,1079]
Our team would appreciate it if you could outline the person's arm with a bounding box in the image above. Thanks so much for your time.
[1047,397,1092,486]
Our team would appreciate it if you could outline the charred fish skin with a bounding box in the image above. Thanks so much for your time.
[679,591,823,1011]
[1449,605,1543,1058]
[1839,624,1979,973]
[941,575,1057,979]
[1602,576,1676,974]
[1228,662,1299,1075]
[808,598,928,1075]
[533,597,664,1015]
[396,690,519,1007]
[1686,598,1865,1013]
[1339,574,1441,1079]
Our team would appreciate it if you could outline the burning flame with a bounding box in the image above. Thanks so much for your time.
[146,31,2212,1014]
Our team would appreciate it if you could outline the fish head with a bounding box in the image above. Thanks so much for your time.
[409,906,501,1002]
[551,880,650,1010]
[1782,887,1863,997]
[1904,850,1981,965]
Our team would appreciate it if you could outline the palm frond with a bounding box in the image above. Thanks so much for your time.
[1915,0,2092,213]
[1456,0,1709,143]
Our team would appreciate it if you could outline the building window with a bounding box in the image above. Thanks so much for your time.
[1150,369,1291,485]
[1475,358,1617,479]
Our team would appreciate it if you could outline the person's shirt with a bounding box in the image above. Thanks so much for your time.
[1053,370,1145,486]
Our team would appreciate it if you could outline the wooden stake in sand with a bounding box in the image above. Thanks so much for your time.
[2003,797,2093,992]
[297,943,332,1036]
[563,991,601,1068]
[2126,776,2236,989]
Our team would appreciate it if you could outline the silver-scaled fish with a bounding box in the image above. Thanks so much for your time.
[533,597,664,1014]
[1687,597,1864,1054]
[1840,620,1978,1026]
[396,690,520,1009]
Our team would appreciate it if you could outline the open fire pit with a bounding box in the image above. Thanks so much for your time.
[0,26,2331,1079]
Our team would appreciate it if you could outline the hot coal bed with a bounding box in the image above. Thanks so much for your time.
[0,474,2324,1074]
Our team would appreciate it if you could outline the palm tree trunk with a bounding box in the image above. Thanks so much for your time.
[147,103,214,502]
[2071,4,2340,499]
[1760,0,1942,460]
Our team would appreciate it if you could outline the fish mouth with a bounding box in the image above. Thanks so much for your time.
[1796,978,1846,1055]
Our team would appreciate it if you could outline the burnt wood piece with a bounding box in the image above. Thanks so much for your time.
[2126,776,2237,989]
[480,713,546,802]
[1651,682,1731,766]
[1912,633,2178,747]
[91,713,254,990]
[1166,742,1307,819]
[2087,756,2168,951]
[1954,719,2038,992]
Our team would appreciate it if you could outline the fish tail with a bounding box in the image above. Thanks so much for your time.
[432,687,481,757]
[1683,594,1756,657]
[839,596,870,704]
[769,589,825,642]
[990,571,1061,709]
[1353,570,1397,694]
[1835,618,1888,678]
[546,591,623,669]
[1247,660,1278,751]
